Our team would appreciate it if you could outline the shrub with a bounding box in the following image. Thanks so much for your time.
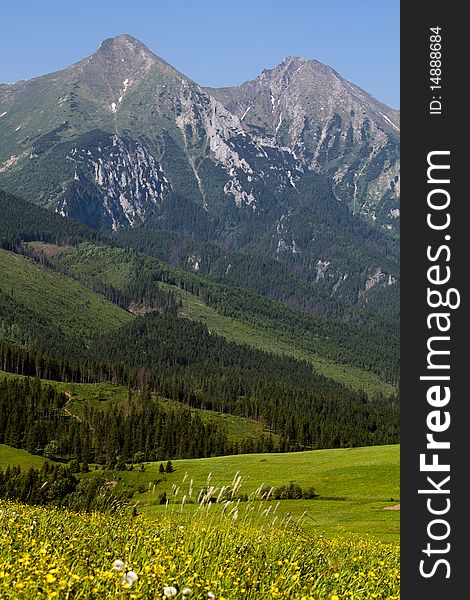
[302,486,317,499]
[272,481,304,500]
[68,459,81,473]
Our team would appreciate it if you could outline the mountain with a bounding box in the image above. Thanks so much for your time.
[209,56,400,227]
[0,35,399,324]
[0,35,298,228]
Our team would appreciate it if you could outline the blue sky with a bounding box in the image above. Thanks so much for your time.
[0,0,399,108]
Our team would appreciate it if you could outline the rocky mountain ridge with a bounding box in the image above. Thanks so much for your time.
[209,55,400,225]
[0,35,399,320]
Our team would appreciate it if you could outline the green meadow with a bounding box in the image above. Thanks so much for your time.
[0,249,132,341]
[130,445,400,543]
[0,444,48,470]
[0,443,399,542]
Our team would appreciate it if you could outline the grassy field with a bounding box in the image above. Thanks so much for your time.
[129,445,400,543]
[0,441,399,596]
[0,499,400,599]
[0,441,399,542]
[0,444,48,470]
[0,249,132,341]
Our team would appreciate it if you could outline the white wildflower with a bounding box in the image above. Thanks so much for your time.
[208,592,216,599]
[182,588,193,597]
[121,570,138,587]
[163,586,178,597]
[112,559,126,572]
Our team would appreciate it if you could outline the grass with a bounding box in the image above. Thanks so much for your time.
[114,445,400,542]
[0,444,47,470]
[0,440,399,542]
[0,499,400,599]
[0,440,399,597]
[0,249,132,341]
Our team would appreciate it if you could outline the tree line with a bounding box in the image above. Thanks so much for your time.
[0,462,133,512]
[0,314,400,453]
[0,377,263,463]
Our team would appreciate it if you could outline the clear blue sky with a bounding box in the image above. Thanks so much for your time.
[0,0,399,108]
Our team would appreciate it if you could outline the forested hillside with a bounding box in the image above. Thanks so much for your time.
[0,188,103,246]
[0,188,399,389]
[0,187,399,455]
[53,243,399,383]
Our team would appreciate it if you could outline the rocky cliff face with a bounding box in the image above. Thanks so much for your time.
[55,132,170,229]
[209,56,400,228]
[0,36,399,230]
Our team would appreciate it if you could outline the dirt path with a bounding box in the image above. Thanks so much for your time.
[63,392,83,422]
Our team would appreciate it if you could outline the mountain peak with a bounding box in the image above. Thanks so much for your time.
[257,56,322,82]
[99,34,147,49]
[276,56,334,76]
[95,34,156,65]
[280,56,309,66]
